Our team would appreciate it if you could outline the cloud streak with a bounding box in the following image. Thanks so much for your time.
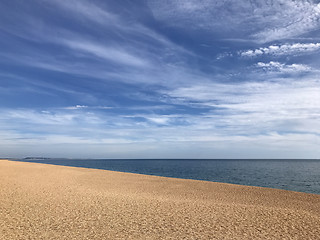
[48,0,117,25]
[62,39,149,67]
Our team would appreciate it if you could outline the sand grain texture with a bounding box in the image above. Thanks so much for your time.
[1,160,320,239]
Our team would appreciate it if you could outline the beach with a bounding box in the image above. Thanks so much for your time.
[1,160,320,239]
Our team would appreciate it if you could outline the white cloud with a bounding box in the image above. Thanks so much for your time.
[147,117,170,125]
[63,105,113,110]
[256,61,312,73]
[64,105,88,110]
[239,43,320,57]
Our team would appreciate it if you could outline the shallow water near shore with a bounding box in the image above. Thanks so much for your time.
[19,159,320,195]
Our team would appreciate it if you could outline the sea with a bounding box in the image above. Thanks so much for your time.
[19,159,320,195]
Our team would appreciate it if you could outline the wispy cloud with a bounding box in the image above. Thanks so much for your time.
[1,107,319,158]
[252,1,320,43]
[48,0,117,25]
[2,109,79,126]
[49,0,192,55]
[148,0,320,42]
[0,0,196,89]
[61,39,149,67]
[163,77,320,135]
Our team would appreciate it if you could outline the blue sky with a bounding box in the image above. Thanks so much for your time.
[1,0,320,158]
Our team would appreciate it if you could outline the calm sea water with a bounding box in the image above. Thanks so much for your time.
[19,159,320,195]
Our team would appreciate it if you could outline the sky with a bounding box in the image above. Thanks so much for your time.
[0,0,320,159]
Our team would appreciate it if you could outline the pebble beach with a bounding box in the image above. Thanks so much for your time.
[1,159,320,239]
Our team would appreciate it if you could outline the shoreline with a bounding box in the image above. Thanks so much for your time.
[1,159,320,239]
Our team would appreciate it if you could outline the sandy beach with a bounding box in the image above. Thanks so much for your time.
[1,160,320,239]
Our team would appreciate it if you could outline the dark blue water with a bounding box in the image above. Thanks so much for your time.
[19,159,320,195]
